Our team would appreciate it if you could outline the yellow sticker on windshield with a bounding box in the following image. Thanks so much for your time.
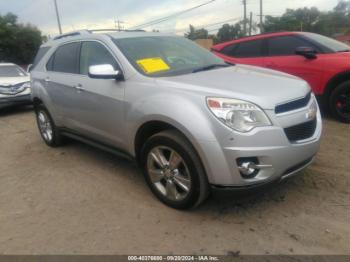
[136,57,170,74]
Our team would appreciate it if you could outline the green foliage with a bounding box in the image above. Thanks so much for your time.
[184,1,350,44]
[0,12,43,64]
[184,25,209,40]
[264,1,350,36]
[216,23,243,43]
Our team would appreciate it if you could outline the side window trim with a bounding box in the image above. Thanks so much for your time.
[45,41,81,75]
[45,40,124,76]
[45,49,56,72]
[225,39,265,58]
[266,35,320,57]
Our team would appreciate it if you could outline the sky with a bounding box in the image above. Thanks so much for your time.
[0,0,341,37]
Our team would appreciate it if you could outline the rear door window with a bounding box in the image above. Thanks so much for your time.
[32,47,51,70]
[232,39,264,58]
[50,42,80,74]
[220,44,239,57]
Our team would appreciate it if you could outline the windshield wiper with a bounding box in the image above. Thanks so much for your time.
[192,63,231,73]
[337,49,350,52]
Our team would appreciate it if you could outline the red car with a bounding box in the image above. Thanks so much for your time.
[212,31,350,123]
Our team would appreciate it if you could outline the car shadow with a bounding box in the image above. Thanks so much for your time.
[62,137,308,215]
[0,105,33,117]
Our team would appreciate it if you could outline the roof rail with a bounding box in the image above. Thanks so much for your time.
[53,30,90,40]
[88,29,146,33]
[52,29,146,41]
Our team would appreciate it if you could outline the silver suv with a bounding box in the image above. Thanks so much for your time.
[31,30,322,209]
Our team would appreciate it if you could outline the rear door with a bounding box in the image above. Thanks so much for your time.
[45,42,82,126]
[216,39,266,67]
[263,35,324,90]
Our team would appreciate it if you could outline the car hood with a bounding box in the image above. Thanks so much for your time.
[158,64,310,110]
[0,76,30,86]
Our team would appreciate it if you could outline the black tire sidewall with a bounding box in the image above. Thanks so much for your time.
[330,81,350,123]
[141,132,203,209]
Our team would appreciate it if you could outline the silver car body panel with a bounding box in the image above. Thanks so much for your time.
[31,32,322,187]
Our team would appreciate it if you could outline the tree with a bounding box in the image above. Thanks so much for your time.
[264,7,321,33]
[184,25,208,40]
[0,12,44,64]
[216,23,243,43]
[334,0,350,15]
[263,3,350,36]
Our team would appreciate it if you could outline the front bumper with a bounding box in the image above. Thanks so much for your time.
[198,97,322,187]
[0,92,32,109]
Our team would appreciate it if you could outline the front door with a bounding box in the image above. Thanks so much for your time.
[68,40,126,149]
[263,35,324,91]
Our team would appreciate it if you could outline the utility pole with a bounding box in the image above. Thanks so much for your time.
[243,0,247,36]
[259,0,263,33]
[53,0,62,34]
[115,18,125,31]
[249,12,253,36]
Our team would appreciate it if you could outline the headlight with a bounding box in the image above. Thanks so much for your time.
[21,82,31,89]
[207,97,271,132]
[0,82,30,95]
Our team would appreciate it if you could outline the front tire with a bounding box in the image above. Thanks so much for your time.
[140,130,210,209]
[35,105,63,147]
[330,81,350,123]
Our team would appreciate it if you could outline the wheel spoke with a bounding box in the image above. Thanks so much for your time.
[169,150,182,170]
[37,111,53,142]
[165,180,178,200]
[173,174,191,192]
[340,94,350,105]
[38,113,46,125]
[148,168,164,183]
[150,148,168,168]
[46,130,53,141]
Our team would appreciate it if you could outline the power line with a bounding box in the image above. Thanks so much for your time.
[162,17,240,34]
[129,0,218,30]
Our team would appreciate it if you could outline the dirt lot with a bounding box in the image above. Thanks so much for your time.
[0,107,349,255]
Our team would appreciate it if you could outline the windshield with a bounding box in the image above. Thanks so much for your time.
[0,65,27,77]
[303,33,350,52]
[113,36,226,77]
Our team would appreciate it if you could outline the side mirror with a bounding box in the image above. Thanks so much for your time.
[88,64,124,80]
[27,64,33,73]
[295,47,317,59]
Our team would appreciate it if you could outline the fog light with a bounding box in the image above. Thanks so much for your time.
[237,157,273,179]
[239,162,258,177]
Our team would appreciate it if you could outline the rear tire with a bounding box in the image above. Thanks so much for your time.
[140,130,210,209]
[330,81,350,123]
[35,105,63,147]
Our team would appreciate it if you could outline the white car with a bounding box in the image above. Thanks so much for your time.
[0,63,32,110]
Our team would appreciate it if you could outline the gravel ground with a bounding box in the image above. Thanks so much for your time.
[0,107,349,255]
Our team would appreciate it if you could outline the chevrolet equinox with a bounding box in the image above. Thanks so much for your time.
[31,30,322,209]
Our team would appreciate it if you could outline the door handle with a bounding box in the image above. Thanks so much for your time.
[74,84,85,92]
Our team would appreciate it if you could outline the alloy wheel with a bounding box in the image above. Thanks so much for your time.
[37,111,53,142]
[335,92,350,118]
[146,146,192,201]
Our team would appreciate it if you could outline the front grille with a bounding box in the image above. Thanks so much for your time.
[284,119,317,142]
[275,92,311,114]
